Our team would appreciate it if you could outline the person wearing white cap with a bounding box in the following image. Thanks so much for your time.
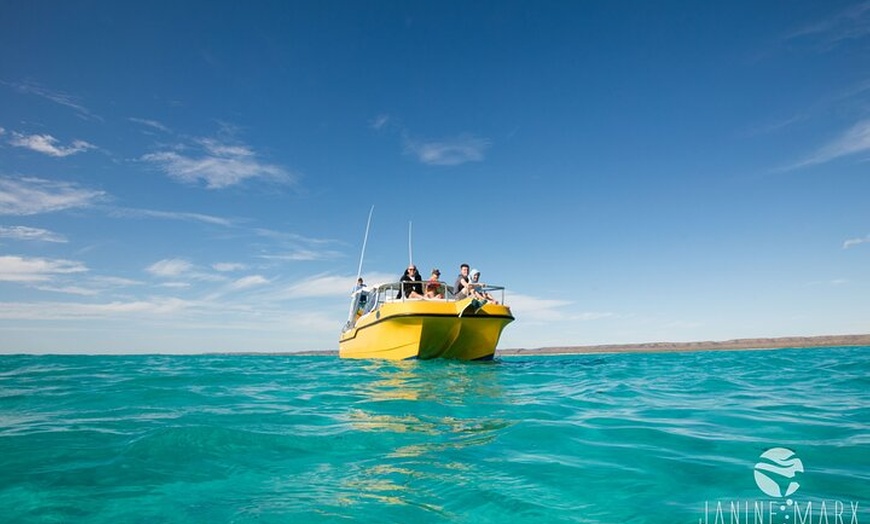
[468,268,498,304]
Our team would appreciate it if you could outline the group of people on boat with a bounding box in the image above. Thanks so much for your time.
[347,262,500,328]
[397,263,498,304]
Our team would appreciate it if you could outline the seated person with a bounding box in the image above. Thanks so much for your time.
[398,265,425,299]
[468,268,499,304]
[425,268,445,299]
[453,263,471,297]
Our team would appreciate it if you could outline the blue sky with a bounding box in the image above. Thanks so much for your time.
[1,1,868,354]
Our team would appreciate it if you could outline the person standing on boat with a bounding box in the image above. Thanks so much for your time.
[454,263,471,297]
[398,265,425,299]
[352,277,369,318]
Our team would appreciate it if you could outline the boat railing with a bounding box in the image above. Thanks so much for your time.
[344,281,508,331]
[369,281,507,307]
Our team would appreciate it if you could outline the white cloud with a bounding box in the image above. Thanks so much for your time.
[8,132,95,157]
[107,207,235,227]
[0,176,105,216]
[0,225,67,243]
[141,137,293,189]
[787,119,870,170]
[784,1,870,50]
[2,80,100,120]
[90,276,142,287]
[32,275,143,296]
[371,114,390,130]
[213,262,247,272]
[145,258,226,283]
[265,272,393,301]
[404,133,490,166]
[506,293,613,324]
[35,285,99,296]
[129,117,170,133]
[0,255,88,282]
[230,275,269,290]
[260,249,343,262]
[0,297,192,320]
[843,235,870,248]
[279,274,358,299]
[253,228,335,245]
[146,258,193,277]
[251,229,343,263]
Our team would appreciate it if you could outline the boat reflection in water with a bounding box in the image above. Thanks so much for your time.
[339,359,513,512]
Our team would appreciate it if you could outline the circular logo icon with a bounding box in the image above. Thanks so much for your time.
[754,447,804,498]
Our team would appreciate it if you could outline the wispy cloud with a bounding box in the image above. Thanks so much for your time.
[8,132,95,157]
[782,119,870,171]
[0,225,67,243]
[230,275,269,290]
[403,133,490,166]
[27,275,143,297]
[145,258,226,284]
[141,137,293,189]
[784,1,870,51]
[277,274,358,299]
[252,228,342,262]
[253,228,335,245]
[35,284,100,296]
[91,275,142,288]
[0,297,193,320]
[844,234,870,248]
[259,249,344,262]
[2,80,101,120]
[371,114,390,130]
[0,255,88,282]
[0,176,106,216]
[507,293,613,324]
[129,117,171,133]
[750,80,870,137]
[213,262,247,272]
[146,258,194,277]
[107,207,235,227]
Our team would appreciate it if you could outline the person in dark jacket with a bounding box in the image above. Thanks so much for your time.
[398,265,424,299]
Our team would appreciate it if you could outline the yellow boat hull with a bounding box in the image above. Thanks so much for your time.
[339,297,514,360]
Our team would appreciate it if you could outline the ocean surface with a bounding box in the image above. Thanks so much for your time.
[1,347,868,523]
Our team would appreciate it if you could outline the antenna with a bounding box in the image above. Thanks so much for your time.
[356,205,374,281]
[408,221,413,266]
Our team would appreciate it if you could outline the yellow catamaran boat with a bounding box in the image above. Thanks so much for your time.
[339,282,514,360]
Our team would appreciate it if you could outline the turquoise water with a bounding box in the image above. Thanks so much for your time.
[1,347,868,523]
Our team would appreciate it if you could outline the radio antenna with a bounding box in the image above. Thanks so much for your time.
[355,205,374,281]
[408,221,413,266]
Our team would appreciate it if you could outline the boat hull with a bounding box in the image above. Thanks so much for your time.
[339,298,513,360]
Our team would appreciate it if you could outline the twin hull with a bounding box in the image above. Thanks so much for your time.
[339,298,514,360]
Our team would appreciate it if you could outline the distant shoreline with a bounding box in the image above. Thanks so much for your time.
[289,334,870,357]
[497,334,870,356]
